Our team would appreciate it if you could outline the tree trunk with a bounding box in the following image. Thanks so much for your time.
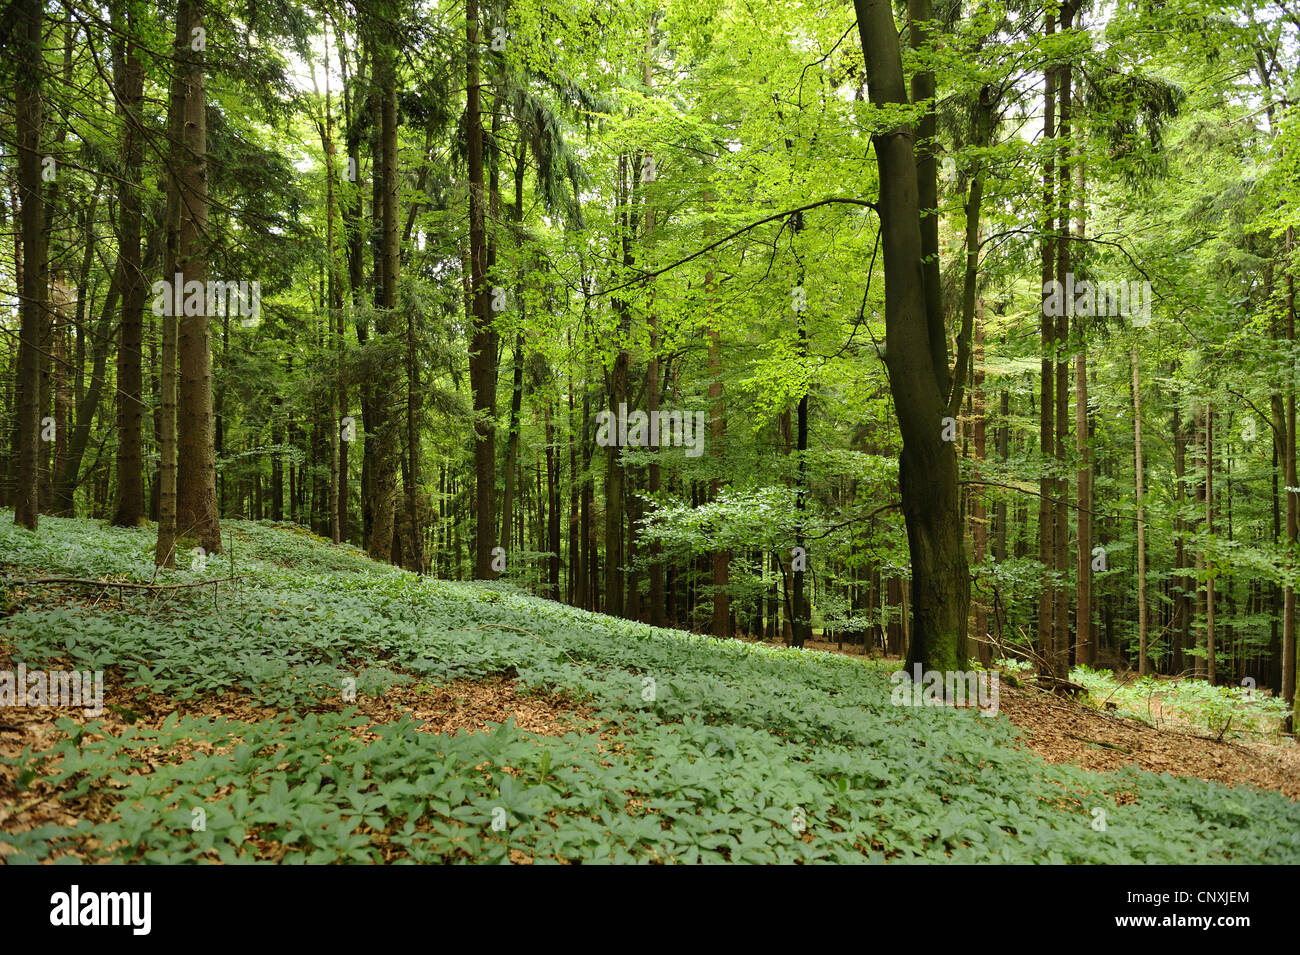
[546,401,560,599]
[467,0,497,578]
[1054,11,1075,673]
[13,0,45,532]
[708,297,730,639]
[604,349,628,617]
[641,28,666,628]
[1286,228,1298,720]
[173,0,220,554]
[111,1,147,527]
[1132,341,1148,675]
[365,39,401,562]
[856,0,970,675]
[1037,9,1058,676]
[1172,394,1189,674]
[972,304,989,665]
[1205,403,1216,683]
[1073,152,1091,667]
[502,334,524,552]
[55,264,119,516]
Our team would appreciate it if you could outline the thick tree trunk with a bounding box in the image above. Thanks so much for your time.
[13,0,45,532]
[173,0,221,554]
[316,37,345,546]
[111,2,147,527]
[856,0,970,676]
[365,41,401,562]
[467,0,497,578]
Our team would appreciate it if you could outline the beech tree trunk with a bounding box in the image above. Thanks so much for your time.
[856,0,970,676]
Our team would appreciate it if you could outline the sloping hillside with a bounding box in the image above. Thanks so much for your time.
[2,515,1297,864]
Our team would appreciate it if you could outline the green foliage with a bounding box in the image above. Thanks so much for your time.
[1072,665,1291,741]
[2,515,1297,863]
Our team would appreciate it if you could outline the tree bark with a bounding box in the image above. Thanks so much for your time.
[173,0,221,555]
[1073,149,1091,667]
[1286,228,1298,719]
[855,0,970,676]
[13,0,45,532]
[1132,341,1148,675]
[467,0,498,578]
[972,303,989,665]
[1206,403,1216,683]
[1037,10,1057,676]
[365,38,401,562]
[111,1,147,527]
[1054,6,1075,674]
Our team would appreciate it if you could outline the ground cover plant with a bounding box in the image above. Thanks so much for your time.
[2,515,1297,864]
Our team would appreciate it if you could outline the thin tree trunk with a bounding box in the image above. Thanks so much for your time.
[641,25,666,628]
[1132,341,1148,675]
[1286,228,1298,719]
[972,303,989,664]
[1037,9,1057,675]
[546,400,560,599]
[1074,152,1091,667]
[708,289,730,638]
[1172,395,1189,673]
[1054,0,1077,675]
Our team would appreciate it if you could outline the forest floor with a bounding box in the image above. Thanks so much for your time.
[997,684,1300,798]
[736,635,1300,799]
[2,514,1298,863]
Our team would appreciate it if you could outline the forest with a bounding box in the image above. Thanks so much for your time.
[1,0,1298,871]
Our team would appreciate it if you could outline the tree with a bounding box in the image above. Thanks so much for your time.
[173,0,221,555]
[466,0,498,579]
[13,0,46,532]
[855,0,970,674]
[111,0,147,528]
